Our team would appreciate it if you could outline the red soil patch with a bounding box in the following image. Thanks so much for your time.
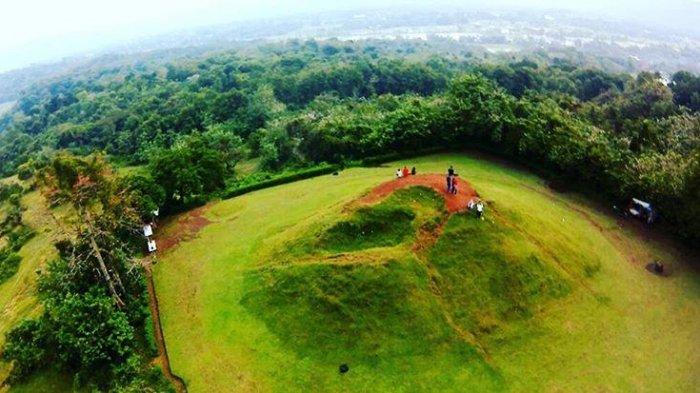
[359,173,479,213]
[157,206,212,252]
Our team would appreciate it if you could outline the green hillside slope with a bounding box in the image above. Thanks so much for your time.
[154,153,700,392]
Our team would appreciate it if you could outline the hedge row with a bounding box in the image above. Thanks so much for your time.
[222,164,340,199]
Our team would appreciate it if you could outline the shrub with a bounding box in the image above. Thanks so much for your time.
[223,164,339,199]
[1,319,51,382]
[143,313,159,358]
[0,249,22,284]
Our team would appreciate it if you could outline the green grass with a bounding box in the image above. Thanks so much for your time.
[315,187,443,253]
[427,213,571,334]
[153,152,700,392]
[0,191,65,390]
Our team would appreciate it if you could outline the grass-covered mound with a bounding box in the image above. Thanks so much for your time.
[241,183,573,386]
[242,258,468,359]
[318,207,416,252]
[428,213,571,335]
[154,155,700,392]
[316,186,445,253]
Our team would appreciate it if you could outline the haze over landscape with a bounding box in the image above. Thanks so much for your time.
[0,1,698,392]
[2,0,700,73]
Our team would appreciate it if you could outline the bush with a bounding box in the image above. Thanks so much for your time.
[8,225,36,251]
[1,319,51,382]
[223,164,339,199]
[143,313,159,358]
[0,249,22,284]
[17,163,34,180]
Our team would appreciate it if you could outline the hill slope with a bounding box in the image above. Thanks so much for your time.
[153,153,700,392]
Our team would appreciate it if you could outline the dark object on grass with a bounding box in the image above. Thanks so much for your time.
[332,172,339,176]
[411,167,416,175]
[654,260,664,274]
[645,260,668,276]
[339,364,349,374]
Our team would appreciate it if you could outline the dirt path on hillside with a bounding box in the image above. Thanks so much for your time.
[358,174,479,213]
[355,174,492,360]
[157,206,212,253]
[145,267,187,393]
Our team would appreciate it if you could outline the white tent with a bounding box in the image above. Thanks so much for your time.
[143,224,153,237]
[147,239,157,253]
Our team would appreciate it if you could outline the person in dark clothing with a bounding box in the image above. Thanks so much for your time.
[411,166,416,175]
[451,176,458,195]
[448,166,455,176]
[446,174,452,192]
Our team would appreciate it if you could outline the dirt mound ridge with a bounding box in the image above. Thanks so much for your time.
[359,173,478,213]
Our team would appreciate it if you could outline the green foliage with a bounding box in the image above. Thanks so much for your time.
[121,173,165,219]
[0,249,22,284]
[2,153,167,390]
[671,71,700,112]
[0,40,698,244]
[49,288,136,378]
[223,163,339,198]
[7,226,36,251]
[0,182,23,202]
[143,313,159,358]
[1,319,49,382]
[150,130,243,211]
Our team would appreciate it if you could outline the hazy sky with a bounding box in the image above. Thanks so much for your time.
[0,0,699,72]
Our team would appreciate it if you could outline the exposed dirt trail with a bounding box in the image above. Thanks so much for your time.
[358,174,479,213]
[157,206,212,253]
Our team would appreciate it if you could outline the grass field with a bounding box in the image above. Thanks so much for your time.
[153,152,700,392]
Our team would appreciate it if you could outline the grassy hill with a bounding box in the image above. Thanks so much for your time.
[152,152,700,392]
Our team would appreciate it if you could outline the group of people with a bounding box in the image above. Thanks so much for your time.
[396,166,417,178]
[468,197,485,219]
[448,165,485,219]
[445,165,458,195]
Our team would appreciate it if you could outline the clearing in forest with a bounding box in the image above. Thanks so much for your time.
[152,153,700,393]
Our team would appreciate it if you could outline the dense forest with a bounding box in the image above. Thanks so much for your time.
[1,40,698,241]
[0,39,699,390]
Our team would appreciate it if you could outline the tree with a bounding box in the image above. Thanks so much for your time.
[38,153,141,308]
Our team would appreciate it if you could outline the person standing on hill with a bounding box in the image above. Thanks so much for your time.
[451,175,458,195]
[448,166,455,176]
[446,173,452,192]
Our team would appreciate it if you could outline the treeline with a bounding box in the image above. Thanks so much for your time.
[0,40,698,242]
